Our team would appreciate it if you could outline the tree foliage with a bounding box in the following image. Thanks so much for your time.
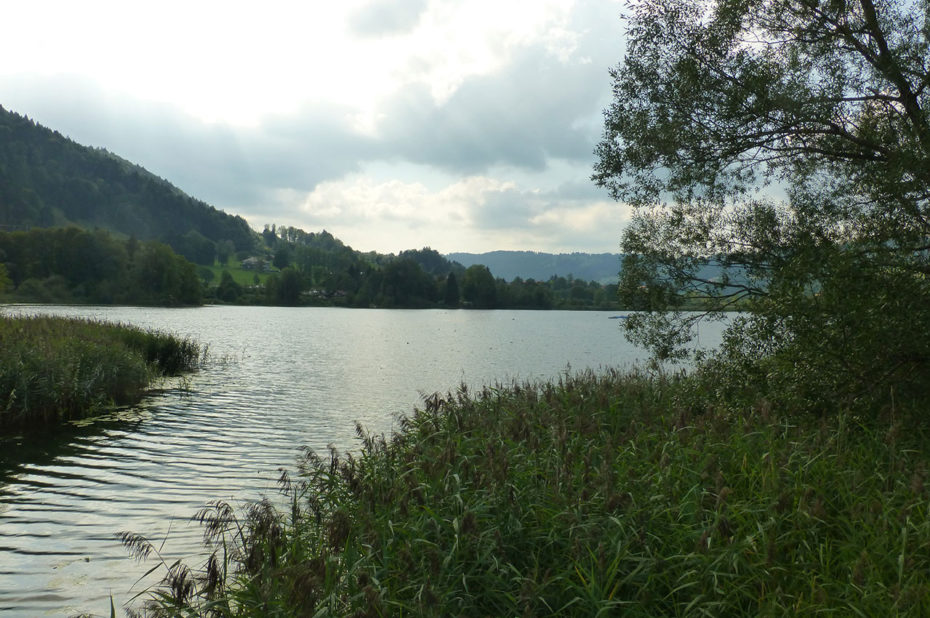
[0,263,9,294]
[462,264,498,308]
[0,227,202,305]
[242,225,618,310]
[216,270,242,302]
[595,0,930,411]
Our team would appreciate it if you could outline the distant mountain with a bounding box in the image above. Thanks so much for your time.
[0,105,256,261]
[446,251,621,283]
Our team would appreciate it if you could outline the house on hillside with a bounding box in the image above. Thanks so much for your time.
[241,257,274,272]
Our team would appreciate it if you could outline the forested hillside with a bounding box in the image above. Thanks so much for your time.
[0,106,255,262]
[447,251,621,283]
[0,105,621,310]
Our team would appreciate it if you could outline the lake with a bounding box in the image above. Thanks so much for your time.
[0,305,726,616]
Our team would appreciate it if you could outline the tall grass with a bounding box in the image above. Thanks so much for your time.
[0,315,203,427]
[128,370,930,616]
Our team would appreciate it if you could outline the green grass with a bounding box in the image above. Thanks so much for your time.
[208,262,272,287]
[126,370,930,616]
[0,315,204,427]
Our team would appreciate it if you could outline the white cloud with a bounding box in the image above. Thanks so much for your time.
[2,0,586,126]
[0,0,628,253]
[298,174,508,231]
[348,0,429,37]
[288,172,628,254]
[388,0,578,104]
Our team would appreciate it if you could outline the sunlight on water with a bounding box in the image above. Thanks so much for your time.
[0,305,726,616]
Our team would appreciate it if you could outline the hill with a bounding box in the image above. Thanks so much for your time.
[446,250,621,283]
[0,105,256,262]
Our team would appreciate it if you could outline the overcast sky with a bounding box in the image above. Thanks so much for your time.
[0,0,627,254]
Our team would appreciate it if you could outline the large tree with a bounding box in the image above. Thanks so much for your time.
[595,0,930,410]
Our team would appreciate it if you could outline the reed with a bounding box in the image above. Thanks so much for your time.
[127,370,930,616]
[0,315,203,427]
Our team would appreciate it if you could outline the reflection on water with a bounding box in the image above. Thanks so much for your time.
[0,305,726,616]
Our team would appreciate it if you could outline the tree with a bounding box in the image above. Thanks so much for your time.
[594,0,930,411]
[216,270,242,302]
[276,267,303,305]
[444,272,461,307]
[130,241,202,306]
[216,239,235,265]
[462,265,497,308]
[273,246,292,270]
[0,262,9,294]
[262,224,277,247]
[400,247,461,276]
[379,258,438,307]
[170,230,216,265]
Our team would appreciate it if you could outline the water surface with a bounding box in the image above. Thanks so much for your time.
[0,305,725,616]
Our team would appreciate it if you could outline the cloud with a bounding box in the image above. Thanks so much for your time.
[349,0,428,36]
[465,178,629,248]
[289,172,629,253]
[299,175,499,228]
[345,0,624,163]
[372,3,620,175]
[0,0,629,253]
[0,75,379,208]
[377,54,598,173]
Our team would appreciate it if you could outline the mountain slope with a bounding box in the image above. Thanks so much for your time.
[446,250,621,283]
[0,105,255,258]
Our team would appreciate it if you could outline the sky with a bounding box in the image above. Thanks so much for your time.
[0,0,628,255]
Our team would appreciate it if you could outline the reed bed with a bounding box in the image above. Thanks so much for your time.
[0,315,203,427]
[128,370,930,616]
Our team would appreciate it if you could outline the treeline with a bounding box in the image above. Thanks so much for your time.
[0,224,618,310]
[214,225,619,310]
[0,105,620,310]
[0,106,256,259]
[0,227,201,305]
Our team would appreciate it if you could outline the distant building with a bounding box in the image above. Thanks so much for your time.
[241,257,273,272]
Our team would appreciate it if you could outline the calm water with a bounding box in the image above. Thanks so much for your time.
[0,305,725,616]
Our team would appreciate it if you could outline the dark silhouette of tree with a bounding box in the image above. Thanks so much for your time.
[462,265,497,308]
[273,246,292,270]
[444,272,460,307]
[216,270,242,302]
[276,267,303,305]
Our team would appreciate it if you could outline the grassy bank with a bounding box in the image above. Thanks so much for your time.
[128,369,930,616]
[0,315,203,427]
